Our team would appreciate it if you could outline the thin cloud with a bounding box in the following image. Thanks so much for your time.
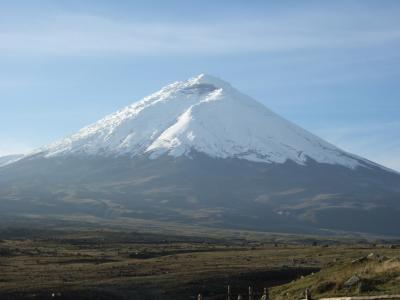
[1,12,400,56]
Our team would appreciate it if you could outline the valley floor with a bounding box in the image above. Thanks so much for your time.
[0,216,399,300]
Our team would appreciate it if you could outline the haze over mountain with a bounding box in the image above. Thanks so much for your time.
[1,75,399,236]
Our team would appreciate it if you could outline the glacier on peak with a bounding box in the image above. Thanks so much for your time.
[26,74,372,169]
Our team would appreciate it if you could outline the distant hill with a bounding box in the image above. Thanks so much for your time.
[0,154,23,167]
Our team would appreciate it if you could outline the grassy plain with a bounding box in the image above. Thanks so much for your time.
[0,216,399,299]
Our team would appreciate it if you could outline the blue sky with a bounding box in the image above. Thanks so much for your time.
[1,0,399,171]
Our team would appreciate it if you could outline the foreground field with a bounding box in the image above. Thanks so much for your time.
[0,217,399,299]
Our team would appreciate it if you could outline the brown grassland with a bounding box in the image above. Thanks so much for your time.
[0,216,399,299]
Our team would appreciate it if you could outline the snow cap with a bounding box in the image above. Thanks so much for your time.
[190,73,232,90]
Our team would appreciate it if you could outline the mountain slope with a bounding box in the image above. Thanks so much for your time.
[1,74,399,236]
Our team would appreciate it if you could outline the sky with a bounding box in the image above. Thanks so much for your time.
[0,0,399,171]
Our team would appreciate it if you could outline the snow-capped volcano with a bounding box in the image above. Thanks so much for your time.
[34,74,365,169]
[2,74,400,236]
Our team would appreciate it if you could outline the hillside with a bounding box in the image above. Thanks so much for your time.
[271,252,400,299]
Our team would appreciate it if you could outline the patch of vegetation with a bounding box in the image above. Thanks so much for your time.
[0,247,13,256]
